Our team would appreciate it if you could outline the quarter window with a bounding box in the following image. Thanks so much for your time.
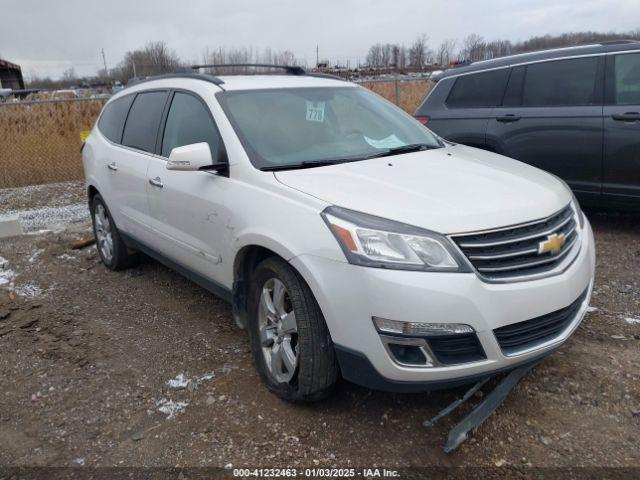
[522,57,598,106]
[161,92,222,159]
[97,95,134,144]
[613,53,640,105]
[446,69,509,108]
[122,91,169,153]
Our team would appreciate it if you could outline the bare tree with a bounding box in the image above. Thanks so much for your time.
[409,34,429,68]
[462,34,486,62]
[61,67,78,83]
[436,39,457,65]
[112,41,180,81]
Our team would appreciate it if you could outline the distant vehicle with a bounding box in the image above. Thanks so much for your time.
[415,41,640,210]
[50,89,79,100]
[82,65,594,402]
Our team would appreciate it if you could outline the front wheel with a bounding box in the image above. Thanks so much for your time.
[90,194,138,271]
[248,257,338,403]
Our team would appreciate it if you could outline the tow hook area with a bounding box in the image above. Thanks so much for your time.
[424,360,542,453]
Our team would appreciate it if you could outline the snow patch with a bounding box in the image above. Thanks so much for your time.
[166,372,216,389]
[624,316,640,325]
[156,398,188,419]
[167,374,190,389]
[28,249,44,263]
[0,269,16,286]
[586,306,598,313]
[14,284,43,298]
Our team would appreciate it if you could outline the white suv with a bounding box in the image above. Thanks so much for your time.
[82,66,595,402]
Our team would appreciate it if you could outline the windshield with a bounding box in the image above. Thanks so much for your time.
[217,86,442,170]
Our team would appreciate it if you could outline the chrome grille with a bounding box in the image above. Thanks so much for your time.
[451,204,580,282]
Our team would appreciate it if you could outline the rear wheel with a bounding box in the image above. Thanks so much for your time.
[248,257,338,403]
[90,194,138,271]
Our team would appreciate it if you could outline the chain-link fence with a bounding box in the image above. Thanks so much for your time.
[0,78,432,189]
[355,77,432,113]
[0,98,106,189]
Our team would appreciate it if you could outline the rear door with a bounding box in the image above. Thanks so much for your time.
[417,69,509,146]
[603,51,640,207]
[146,90,229,285]
[113,90,169,240]
[486,56,604,206]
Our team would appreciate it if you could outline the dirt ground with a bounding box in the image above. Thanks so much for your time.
[0,182,638,470]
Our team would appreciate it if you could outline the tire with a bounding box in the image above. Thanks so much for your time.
[90,194,138,271]
[247,256,338,403]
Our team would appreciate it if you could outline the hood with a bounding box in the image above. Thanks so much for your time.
[274,145,572,234]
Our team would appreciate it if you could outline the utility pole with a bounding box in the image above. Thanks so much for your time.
[101,48,108,77]
[316,44,319,68]
[132,58,137,78]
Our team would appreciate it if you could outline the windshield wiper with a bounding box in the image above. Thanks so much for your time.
[365,143,442,159]
[260,143,443,171]
[261,159,350,171]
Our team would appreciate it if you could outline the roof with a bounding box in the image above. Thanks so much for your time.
[121,73,352,96]
[434,40,640,81]
[214,74,351,91]
[0,58,22,71]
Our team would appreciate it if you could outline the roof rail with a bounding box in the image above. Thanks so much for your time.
[125,72,225,89]
[599,39,639,45]
[191,63,306,75]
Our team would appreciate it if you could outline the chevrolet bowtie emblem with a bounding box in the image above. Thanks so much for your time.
[538,233,566,255]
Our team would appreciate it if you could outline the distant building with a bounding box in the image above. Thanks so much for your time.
[0,58,25,90]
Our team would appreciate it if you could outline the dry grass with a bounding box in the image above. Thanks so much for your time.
[360,79,432,114]
[0,100,105,188]
[0,81,431,189]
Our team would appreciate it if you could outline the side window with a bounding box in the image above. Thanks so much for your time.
[161,92,223,160]
[522,57,598,107]
[614,53,640,105]
[446,69,509,108]
[502,66,525,107]
[97,95,134,143]
[122,91,169,153]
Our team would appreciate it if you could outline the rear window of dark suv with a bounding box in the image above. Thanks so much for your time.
[446,69,509,108]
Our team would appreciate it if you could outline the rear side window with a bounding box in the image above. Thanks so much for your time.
[446,69,509,108]
[522,57,598,106]
[614,53,640,105]
[97,95,134,143]
[161,92,223,159]
[122,91,169,153]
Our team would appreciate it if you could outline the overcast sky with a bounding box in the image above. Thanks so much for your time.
[2,0,639,79]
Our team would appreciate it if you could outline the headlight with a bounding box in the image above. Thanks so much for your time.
[321,206,470,272]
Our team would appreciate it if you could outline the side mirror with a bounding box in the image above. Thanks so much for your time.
[166,142,228,174]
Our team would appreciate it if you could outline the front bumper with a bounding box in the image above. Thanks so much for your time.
[290,218,595,391]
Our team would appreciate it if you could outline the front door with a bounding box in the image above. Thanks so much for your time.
[603,51,640,208]
[146,90,229,286]
[486,57,604,206]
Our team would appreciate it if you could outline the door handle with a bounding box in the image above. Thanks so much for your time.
[611,112,640,122]
[149,177,164,188]
[107,162,118,171]
[496,114,521,123]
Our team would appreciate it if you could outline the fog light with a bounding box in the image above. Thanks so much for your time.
[387,343,428,365]
[373,317,474,336]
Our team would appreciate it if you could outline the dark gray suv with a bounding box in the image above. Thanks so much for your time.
[415,41,640,210]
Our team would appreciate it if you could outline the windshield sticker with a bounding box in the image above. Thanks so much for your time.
[306,101,325,122]
[364,134,406,149]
